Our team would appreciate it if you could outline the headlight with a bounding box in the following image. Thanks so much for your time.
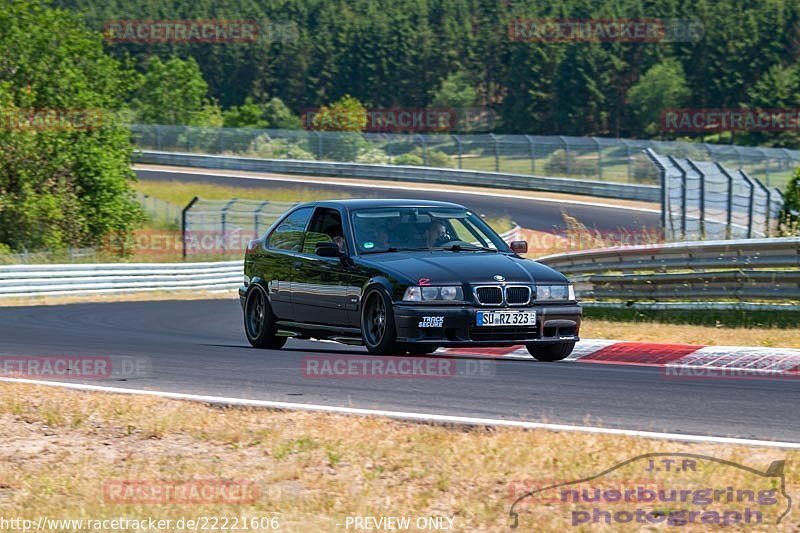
[403,286,463,301]
[536,284,572,301]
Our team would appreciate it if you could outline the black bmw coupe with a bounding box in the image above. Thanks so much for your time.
[240,199,581,361]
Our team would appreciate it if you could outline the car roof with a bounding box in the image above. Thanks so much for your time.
[296,198,466,210]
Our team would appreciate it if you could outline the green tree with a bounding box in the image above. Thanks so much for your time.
[430,71,478,108]
[0,0,142,253]
[223,97,301,129]
[627,59,691,136]
[132,56,221,126]
[780,167,800,235]
[311,95,367,132]
[311,95,366,161]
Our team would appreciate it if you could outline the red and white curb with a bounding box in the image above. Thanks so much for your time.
[442,340,800,378]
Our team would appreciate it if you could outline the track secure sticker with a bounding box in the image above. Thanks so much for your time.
[363,242,374,249]
[418,316,444,328]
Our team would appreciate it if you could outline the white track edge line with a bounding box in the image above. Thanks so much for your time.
[135,166,660,214]
[3,377,798,449]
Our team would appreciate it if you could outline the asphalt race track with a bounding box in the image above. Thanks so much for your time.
[2,299,798,443]
[135,168,659,233]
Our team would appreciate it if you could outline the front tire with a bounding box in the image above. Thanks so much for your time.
[361,288,399,355]
[526,341,575,362]
[244,285,287,349]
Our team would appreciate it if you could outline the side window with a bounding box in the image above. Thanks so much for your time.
[303,208,345,254]
[267,207,314,251]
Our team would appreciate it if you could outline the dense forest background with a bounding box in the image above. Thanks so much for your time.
[50,0,800,146]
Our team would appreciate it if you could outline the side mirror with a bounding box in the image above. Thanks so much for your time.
[316,241,342,257]
[510,240,528,254]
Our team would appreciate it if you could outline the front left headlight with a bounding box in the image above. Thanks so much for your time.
[403,286,464,302]
[536,284,574,301]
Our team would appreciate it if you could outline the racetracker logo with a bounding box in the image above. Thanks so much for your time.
[0,108,103,132]
[301,356,495,379]
[662,108,800,132]
[302,108,457,133]
[508,18,702,43]
[103,480,259,504]
[104,20,260,43]
[0,355,150,380]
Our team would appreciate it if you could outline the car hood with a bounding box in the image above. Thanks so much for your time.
[357,251,569,285]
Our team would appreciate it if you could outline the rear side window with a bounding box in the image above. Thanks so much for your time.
[268,207,314,251]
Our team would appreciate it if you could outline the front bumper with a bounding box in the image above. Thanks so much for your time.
[394,303,581,346]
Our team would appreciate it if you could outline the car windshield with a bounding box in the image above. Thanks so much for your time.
[351,207,509,254]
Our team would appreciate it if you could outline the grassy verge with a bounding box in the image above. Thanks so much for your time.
[134,180,352,206]
[583,307,800,348]
[0,382,794,531]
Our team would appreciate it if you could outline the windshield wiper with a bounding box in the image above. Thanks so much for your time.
[437,243,498,252]
[361,246,431,254]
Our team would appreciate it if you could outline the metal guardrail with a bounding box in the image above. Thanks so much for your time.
[538,237,800,303]
[0,261,243,298]
[1,228,522,298]
[135,150,660,202]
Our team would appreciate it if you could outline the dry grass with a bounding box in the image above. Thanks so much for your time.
[135,180,352,206]
[0,382,795,531]
[136,164,660,212]
[0,290,236,308]
[583,320,800,349]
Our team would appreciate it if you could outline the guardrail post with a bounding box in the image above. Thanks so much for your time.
[716,163,735,239]
[220,199,238,254]
[489,133,500,172]
[644,149,668,238]
[314,131,322,160]
[593,137,603,180]
[737,170,756,238]
[181,196,199,259]
[559,136,570,175]
[416,134,427,165]
[686,160,706,239]
[454,135,463,169]
[748,172,773,237]
[665,155,686,240]
[525,135,536,173]
[254,200,270,237]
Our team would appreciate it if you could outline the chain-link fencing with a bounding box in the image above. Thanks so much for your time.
[646,149,783,240]
[131,124,800,190]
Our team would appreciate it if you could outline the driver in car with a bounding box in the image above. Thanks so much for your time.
[424,220,450,248]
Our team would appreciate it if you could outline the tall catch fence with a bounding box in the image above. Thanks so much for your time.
[131,125,800,190]
[646,150,784,241]
[181,198,297,257]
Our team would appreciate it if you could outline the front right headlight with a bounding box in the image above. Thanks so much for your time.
[536,284,573,301]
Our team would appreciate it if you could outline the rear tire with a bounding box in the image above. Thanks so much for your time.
[361,288,400,355]
[244,285,288,349]
[526,341,575,362]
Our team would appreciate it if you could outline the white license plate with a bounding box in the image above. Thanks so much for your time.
[476,310,536,327]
